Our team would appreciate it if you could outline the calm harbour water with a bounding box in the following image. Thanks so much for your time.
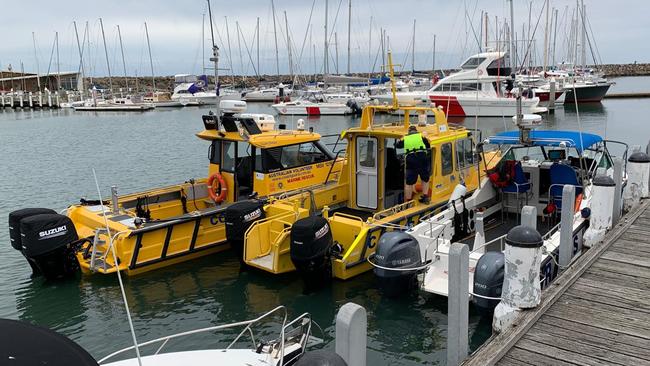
[1,76,649,365]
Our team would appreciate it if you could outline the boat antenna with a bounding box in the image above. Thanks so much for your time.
[91,168,143,366]
[207,0,220,116]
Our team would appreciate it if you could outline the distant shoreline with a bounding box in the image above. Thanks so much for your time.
[67,62,650,91]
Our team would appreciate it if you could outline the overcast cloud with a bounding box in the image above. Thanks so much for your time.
[1,0,647,76]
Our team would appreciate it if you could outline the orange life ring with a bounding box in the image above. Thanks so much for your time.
[207,172,227,203]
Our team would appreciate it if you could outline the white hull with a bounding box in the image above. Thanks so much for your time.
[272,103,351,115]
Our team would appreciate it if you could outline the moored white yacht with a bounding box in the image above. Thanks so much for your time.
[373,51,547,117]
[271,91,356,115]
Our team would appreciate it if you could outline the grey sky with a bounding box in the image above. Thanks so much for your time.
[1,0,647,76]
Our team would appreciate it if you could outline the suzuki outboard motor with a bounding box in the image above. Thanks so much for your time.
[472,251,505,312]
[373,231,422,297]
[290,216,333,289]
[19,213,80,279]
[224,200,265,263]
[9,208,58,275]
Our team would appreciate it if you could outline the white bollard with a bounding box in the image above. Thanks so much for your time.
[584,176,616,247]
[493,225,543,333]
[520,206,537,230]
[623,152,650,211]
[335,302,366,366]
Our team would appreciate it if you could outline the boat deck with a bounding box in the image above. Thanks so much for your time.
[463,199,650,366]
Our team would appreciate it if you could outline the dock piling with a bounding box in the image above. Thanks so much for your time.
[335,302,367,366]
[613,158,623,225]
[520,205,537,229]
[559,185,575,267]
[472,212,485,254]
[447,243,469,366]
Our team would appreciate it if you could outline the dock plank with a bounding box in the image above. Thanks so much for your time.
[463,200,650,366]
[505,347,579,366]
[540,315,650,351]
[600,250,650,268]
[589,259,650,279]
[522,328,650,365]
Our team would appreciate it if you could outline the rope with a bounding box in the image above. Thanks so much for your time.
[92,169,143,366]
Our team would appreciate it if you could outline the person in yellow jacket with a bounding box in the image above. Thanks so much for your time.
[395,125,431,203]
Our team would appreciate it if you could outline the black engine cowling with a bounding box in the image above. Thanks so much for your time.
[9,208,57,251]
[373,231,422,297]
[295,350,347,366]
[472,251,505,312]
[224,200,265,263]
[18,213,80,279]
[290,216,333,288]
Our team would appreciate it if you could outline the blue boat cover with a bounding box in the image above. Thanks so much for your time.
[486,130,602,152]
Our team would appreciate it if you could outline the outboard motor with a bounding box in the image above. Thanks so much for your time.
[290,216,333,289]
[18,213,80,279]
[373,231,422,297]
[9,208,58,275]
[472,251,505,312]
[224,200,266,263]
[345,99,362,115]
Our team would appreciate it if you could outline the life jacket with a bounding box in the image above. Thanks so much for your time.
[488,160,517,188]
[404,133,426,154]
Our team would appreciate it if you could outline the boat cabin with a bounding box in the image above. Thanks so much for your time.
[485,130,624,214]
[196,110,341,202]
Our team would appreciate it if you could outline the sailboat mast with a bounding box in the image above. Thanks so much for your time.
[117,25,129,93]
[207,0,220,114]
[202,14,206,75]
[543,0,549,72]
[55,32,61,90]
[256,17,260,79]
[284,11,294,81]
[509,0,515,69]
[271,0,280,76]
[552,8,558,67]
[32,32,41,92]
[347,0,351,74]
[99,18,113,92]
[225,17,233,79]
[580,0,587,69]
[432,34,436,72]
[335,31,339,74]
[412,19,416,72]
[324,0,329,75]
[144,22,156,93]
[236,21,244,84]
[73,21,85,98]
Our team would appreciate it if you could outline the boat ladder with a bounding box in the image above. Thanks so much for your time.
[89,228,109,272]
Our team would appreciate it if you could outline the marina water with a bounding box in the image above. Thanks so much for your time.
[1,76,649,365]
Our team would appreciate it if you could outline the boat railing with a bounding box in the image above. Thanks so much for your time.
[98,306,297,364]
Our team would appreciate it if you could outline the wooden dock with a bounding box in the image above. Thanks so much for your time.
[604,92,650,99]
[463,199,650,366]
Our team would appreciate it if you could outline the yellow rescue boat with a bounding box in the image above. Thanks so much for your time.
[233,53,486,284]
[8,100,346,278]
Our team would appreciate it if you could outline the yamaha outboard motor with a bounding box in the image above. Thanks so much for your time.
[224,200,265,263]
[472,251,505,312]
[18,213,80,279]
[290,216,333,289]
[373,231,422,297]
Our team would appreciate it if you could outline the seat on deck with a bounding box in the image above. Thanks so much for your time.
[549,163,583,210]
[501,161,532,214]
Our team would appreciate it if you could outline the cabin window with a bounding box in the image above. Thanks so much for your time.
[209,140,221,165]
[257,142,331,173]
[357,137,377,168]
[441,143,453,175]
[438,83,482,92]
[222,141,236,172]
[460,57,486,70]
[503,146,546,162]
[456,138,475,169]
